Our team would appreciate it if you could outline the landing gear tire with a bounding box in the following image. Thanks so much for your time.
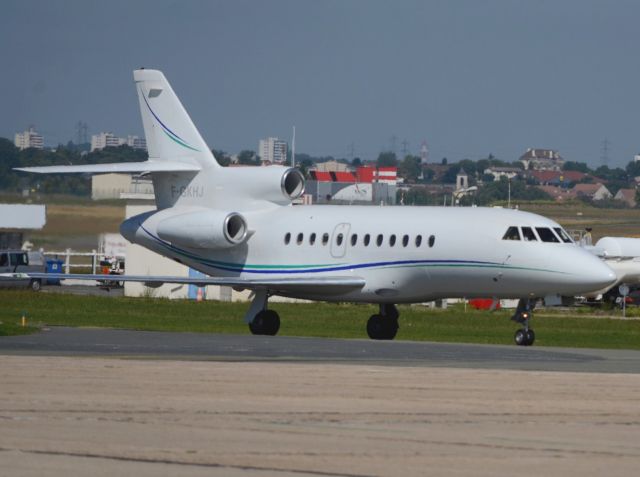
[367,314,399,340]
[525,329,535,346]
[30,279,41,292]
[514,328,535,346]
[249,309,280,336]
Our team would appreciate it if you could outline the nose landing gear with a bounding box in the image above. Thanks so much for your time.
[512,299,535,346]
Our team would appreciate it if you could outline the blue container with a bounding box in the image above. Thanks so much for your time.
[46,259,64,285]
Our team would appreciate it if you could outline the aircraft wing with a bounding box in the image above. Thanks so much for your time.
[14,161,201,174]
[2,273,365,295]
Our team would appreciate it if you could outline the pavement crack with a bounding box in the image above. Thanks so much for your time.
[0,447,374,477]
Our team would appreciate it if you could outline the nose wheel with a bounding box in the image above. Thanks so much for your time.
[514,328,535,346]
[512,299,535,346]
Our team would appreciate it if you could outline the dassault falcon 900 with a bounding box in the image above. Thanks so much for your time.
[12,69,616,346]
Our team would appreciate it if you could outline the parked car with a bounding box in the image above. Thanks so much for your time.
[0,250,46,291]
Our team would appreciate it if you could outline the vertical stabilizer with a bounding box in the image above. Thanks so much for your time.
[133,69,219,169]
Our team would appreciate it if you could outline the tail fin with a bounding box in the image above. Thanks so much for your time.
[134,69,219,169]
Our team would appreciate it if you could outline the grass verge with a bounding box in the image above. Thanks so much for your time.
[1,290,640,349]
[0,321,38,337]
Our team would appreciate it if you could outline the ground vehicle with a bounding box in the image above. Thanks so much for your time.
[98,257,125,288]
[0,250,46,291]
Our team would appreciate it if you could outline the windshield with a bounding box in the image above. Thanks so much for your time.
[502,226,521,241]
[521,227,537,242]
[535,227,560,243]
[553,227,573,243]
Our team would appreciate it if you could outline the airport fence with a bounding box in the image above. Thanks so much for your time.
[43,249,100,274]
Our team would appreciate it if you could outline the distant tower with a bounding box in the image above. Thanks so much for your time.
[456,167,469,190]
[601,138,611,166]
[347,142,355,162]
[420,141,429,164]
[76,121,89,145]
[400,139,409,158]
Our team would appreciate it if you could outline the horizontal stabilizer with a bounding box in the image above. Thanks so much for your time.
[14,161,201,174]
[2,273,365,294]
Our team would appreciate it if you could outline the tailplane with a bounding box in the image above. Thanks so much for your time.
[134,69,219,169]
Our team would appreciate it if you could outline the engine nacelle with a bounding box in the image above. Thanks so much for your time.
[156,208,248,249]
[222,166,305,205]
[596,237,640,258]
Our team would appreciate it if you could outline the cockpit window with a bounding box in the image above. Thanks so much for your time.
[535,227,560,243]
[553,227,573,243]
[521,227,537,242]
[502,227,521,241]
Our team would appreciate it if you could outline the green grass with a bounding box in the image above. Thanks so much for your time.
[1,290,640,349]
[0,318,38,337]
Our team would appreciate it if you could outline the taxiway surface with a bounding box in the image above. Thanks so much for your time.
[2,328,640,476]
[1,326,640,373]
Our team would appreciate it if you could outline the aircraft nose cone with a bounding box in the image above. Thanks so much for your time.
[119,217,139,243]
[579,256,617,292]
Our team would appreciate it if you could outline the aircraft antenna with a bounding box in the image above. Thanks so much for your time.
[291,126,296,168]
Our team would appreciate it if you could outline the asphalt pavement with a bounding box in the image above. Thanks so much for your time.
[1,326,639,373]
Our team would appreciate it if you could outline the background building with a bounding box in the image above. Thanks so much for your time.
[0,204,46,248]
[14,127,44,150]
[91,132,147,152]
[519,148,565,171]
[91,174,154,200]
[258,137,288,164]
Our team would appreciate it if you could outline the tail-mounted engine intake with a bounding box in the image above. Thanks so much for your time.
[156,208,248,249]
[222,166,305,205]
[281,168,305,200]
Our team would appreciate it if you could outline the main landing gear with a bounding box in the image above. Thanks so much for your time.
[511,298,535,346]
[245,292,400,341]
[367,304,399,340]
[246,290,280,336]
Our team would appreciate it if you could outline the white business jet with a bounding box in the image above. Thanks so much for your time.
[14,69,616,346]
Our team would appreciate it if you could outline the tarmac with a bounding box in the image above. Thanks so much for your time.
[1,328,640,476]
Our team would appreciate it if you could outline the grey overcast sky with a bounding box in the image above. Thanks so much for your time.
[1,0,638,166]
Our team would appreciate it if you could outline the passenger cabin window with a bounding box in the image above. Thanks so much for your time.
[502,226,521,241]
[389,234,396,247]
[309,233,316,245]
[297,233,304,245]
[536,227,560,243]
[351,234,358,246]
[415,235,422,247]
[336,233,344,246]
[284,233,291,245]
[521,227,537,242]
[322,233,329,245]
[376,234,383,247]
[364,234,371,246]
[402,235,409,247]
[428,235,435,247]
[554,227,573,243]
